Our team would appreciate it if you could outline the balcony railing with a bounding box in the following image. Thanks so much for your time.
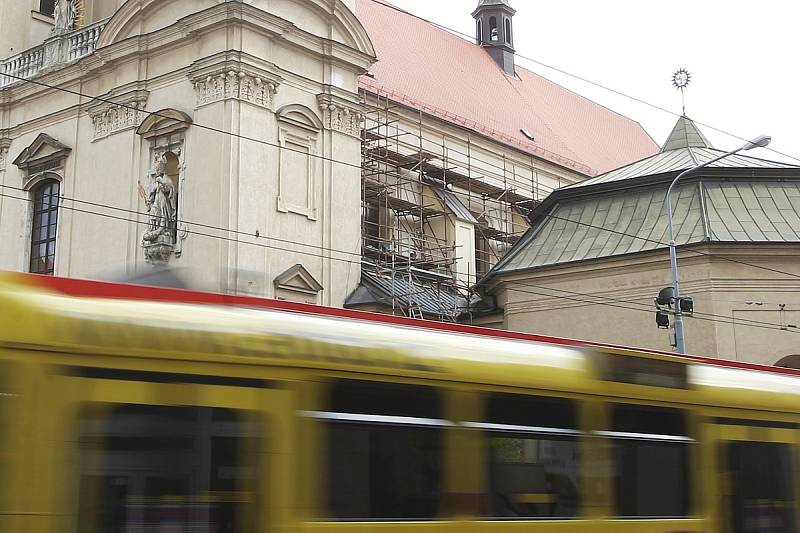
[1,18,109,88]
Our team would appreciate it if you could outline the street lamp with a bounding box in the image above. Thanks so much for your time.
[665,134,771,353]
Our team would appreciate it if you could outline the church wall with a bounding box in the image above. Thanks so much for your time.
[0,0,40,60]
[492,244,800,365]
[0,0,373,305]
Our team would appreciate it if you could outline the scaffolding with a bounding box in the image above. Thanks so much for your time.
[360,90,548,320]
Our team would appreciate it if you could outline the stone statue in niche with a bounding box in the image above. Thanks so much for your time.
[53,0,76,32]
[140,155,178,263]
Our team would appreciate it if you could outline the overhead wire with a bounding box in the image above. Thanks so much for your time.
[2,7,800,337]
[2,189,798,337]
[364,0,800,166]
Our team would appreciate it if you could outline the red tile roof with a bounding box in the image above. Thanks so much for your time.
[356,0,658,176]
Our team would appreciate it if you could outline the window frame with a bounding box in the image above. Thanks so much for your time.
[29,178,60,275]
[38,0,56,17]
[475,393,583,521]
[602,403,693,519]
[315,379,448,522]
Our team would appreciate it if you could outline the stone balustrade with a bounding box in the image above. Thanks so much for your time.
[1,19,108,88]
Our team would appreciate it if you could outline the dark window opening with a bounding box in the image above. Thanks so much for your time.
[475,233,490,279]
[598,352,688,389]
[476,20,483,43]
[363,201,381,250]
[505,19,512,44]
[489,17,499,42]
[484,394,580,519]
[326,380,443,520]
[610,404,690,518]
[39,0,56,17]
[725,441,796,533]
[30,179,60,275]
[76,405,261,533]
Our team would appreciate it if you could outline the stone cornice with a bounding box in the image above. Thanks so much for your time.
[317,88,364,138]
[87,87,150,141]
[188,54,283,110]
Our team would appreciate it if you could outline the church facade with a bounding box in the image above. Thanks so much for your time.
[0,0,656,310]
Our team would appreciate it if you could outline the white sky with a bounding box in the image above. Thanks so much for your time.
[385,0,800,166]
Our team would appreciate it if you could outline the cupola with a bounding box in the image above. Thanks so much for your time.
[472,0,516,75]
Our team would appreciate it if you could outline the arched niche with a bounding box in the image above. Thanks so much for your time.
[136,109,192,263]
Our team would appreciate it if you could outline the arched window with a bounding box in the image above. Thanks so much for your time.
[489,17,498,42]
[29,179,60,275]
[505,19,512,44]
[476,19,483,43]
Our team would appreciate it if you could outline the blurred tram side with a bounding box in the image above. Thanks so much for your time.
[0,272,799,533]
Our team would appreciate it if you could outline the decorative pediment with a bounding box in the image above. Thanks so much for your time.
[13,133,72,173]
[136,109,192,140]
[274,264,324,295]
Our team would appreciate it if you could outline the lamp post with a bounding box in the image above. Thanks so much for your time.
[666,134,771,353]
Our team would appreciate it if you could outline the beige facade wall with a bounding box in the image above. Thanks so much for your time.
[0,0,374,306]
[490,244,800,365]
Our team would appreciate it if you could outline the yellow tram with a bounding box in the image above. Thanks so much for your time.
[0,272,798,533]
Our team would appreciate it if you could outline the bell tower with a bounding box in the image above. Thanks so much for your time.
[472,0,516,75]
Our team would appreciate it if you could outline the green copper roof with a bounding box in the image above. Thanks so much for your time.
[661,115,713,152]
[483,116,800,280]
[566,116,795,190]
[491,180,800,274]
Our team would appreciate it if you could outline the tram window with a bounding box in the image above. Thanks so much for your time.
[609,404,690,518]
[726,441,796,533]
[482,394,580,519]
[75,405,261,533]
[324,380,444,520]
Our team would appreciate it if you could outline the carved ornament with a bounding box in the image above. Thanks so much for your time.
[0,138,10,172]
[88,90,150,141]
[192,70,280,109]
[316,93,364,138]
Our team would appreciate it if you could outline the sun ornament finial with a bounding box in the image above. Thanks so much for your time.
[672,68,692,115]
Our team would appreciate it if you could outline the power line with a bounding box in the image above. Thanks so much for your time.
[507,281,800,333]
[0,191,364,266]
[5,41,800,283]
[365,0,800,166]
[7,174,800,295]
[0,72,363,171]
[503,281,800,336]
[540,212,800,282]
[3,190,797,337]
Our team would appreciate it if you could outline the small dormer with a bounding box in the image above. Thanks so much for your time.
[472,0,516,75]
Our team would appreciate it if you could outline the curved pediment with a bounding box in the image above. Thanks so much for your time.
[97,0,374,57]
[136,109,193,140]
[277,104,323,132]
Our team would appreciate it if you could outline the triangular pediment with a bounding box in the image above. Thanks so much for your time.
[274,264,323,294]
[13,133,72,171]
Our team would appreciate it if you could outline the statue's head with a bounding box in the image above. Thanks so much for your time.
[155,154,168,174]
